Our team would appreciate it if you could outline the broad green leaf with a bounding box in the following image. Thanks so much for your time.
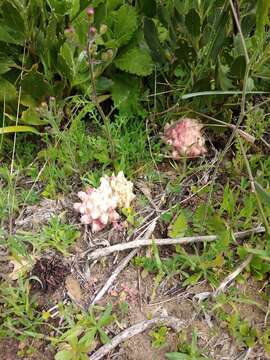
[1,1,25,33]
[110,4,138,47]
[21,67,52,100]
[175,38,197,66]
[55,350,73,360]
[152,241,164,272]
[0,24,20,44]
[246,78,255,91]
[157,2,174,28]
[245,248,270,262]
[92,0,106,7]
[79,355,89,360]
[165,353,189,360]
[115,47,153,76]
[21,107,48,126]
[206,4,230,61]
[221,183,236,217]
[35,17,59,79]
[20,94,38,108]
[174,0,200,15]
[98,304,113,327]
[0,126,39,135]
[99,329,111,344]
[182,272,202,287]
[72,10,89,45]
[96,77,113,93]
[78,328,97,350]
[242,14,256,37]
[185,8,201,37]
[97,94,111,103]
[0,57,16,75]
[250,256,270,280]
[70,0,80,18]
[256,0,270,41]
[60,325,83,341]
[0,78,16,101]
[60,42,75,71]
[168,212,187,238]
[217,58,233,90]
[111,74,140,115]
[58,42,75,81]
[207,214,226,234]
[107,0,123,11]
[254,181,270,206]
[174,66,185,78]
[138,0,156,18]
[232,52,246,77]
[47,0,72,15]
[213,231,230,253]
[0,1,25,44]
[143,18,165,63]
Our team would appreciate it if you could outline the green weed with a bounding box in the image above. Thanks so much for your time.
[149,326,168,349]
[166,329,209,360]
[0,277,44,338]
[4,216,80,260]
[55,304,114,360]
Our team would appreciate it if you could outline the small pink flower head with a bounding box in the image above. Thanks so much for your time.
[164,118,207,158]
[73,181,119,232]
[88,26,97,41]
[87,7,94,16]
[73,172,135,232]
[87,7,95,24]
[89,26,96,35]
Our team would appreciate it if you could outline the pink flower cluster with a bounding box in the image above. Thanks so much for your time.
[74,172,135,232]
[164,118,207,158]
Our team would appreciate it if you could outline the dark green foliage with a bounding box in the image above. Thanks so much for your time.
[1,0,270,131]
[1,2,270,358]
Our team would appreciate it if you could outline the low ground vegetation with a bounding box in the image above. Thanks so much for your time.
[1,1,270,359]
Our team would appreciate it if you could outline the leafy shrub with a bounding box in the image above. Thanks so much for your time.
[1,0,270,134]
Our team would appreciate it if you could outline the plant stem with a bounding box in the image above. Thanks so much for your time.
[229,0,250,64]
[87,32,115,161]
[238,137,270,235]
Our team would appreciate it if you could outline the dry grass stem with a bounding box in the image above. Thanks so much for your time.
[213,255,253,297]
[88,227,265,261]
[89,316,187,360]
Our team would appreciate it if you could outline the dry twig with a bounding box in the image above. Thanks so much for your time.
[213,254,253,297]
[89,316,187,360]
[88,226,265,261]
[90,221,157,304]
[91,249,137,305]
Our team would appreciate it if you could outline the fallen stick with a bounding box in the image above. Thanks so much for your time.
[213,254,253,297]
[91,248,137,305]
[91,221,157,305]
[89,316,187,360]
[88,226,265,261]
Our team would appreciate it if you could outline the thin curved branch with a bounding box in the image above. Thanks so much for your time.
[89,316,187,360]
[88,226,265,261]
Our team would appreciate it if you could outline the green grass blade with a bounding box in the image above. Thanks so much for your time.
[181,90,270,100]
[0,125,40,135]
[254,181,270,206]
